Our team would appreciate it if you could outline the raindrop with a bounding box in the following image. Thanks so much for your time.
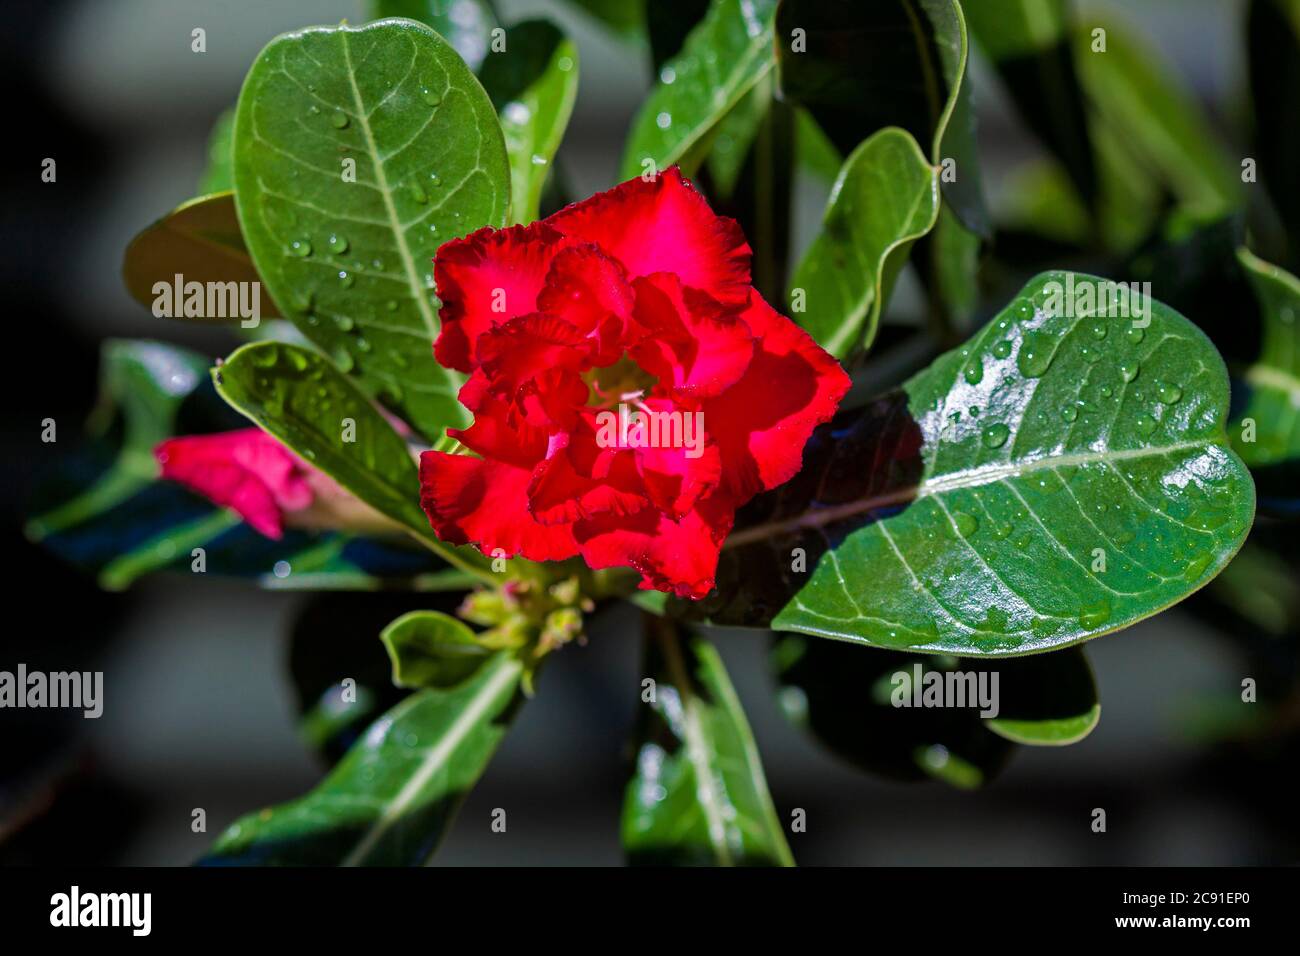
[327,233,349,254]
[982,423,1010,448]
[1062,406,1079,422]
[1077,601,1111,628]
[954,512,979,537]
[1134,412,1158,436]
[992,340,1012,360]
[1012,298,1035,321]
[656,111,672,130]
[963,359,984,385]
[1119,362,1140,383]
[338,270,355,289]
[409,182,428,203]
[421,87,442,106]
[331,110,350,129]
[1125,326,1145,344]
[1090,321,1107,340]
[273,560,291,579]
[334,315,355,332]
[1155,381,1183,404]
[288,238,313,257]
[1016,332,1053,377]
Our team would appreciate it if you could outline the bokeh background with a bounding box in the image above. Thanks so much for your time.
[2,0,1293,865]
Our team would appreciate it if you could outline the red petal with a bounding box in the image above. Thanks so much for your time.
[447,395,549,469]
[631,273,755,399]
[703,292,852,503]
[419,451,579,562]
[475,312,593,402]
[433,223,575,372]
[527,422,648,525]
[636,437,722,519]
[155,429,314,539]
[545,167,752,306]
[537,245,638,363]
[575,495,735,600]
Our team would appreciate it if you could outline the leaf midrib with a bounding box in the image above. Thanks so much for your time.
[724,437,1214,548]
[340,654,521,866]
[340,29,438,340]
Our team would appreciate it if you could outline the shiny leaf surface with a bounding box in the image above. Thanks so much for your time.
[789,126,938,357]
[479,20,578,224]
[232,19,509,437]
[619,0,777,181]
[381,609,493,689]
[203,651,523,865]
[622,617,793,866]
[698,272,1255,655]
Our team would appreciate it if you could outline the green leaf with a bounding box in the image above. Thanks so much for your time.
[1231,248,1300,487]
[479,20,579,224]
[213,340,473,566]
[1073,17,1238,220]
[203,651,523,865]
[789,126,938,357]
[776,0,986,237]
[619,0,777,181]
[121,192,280,321]
[381,609,493,689]
[232,18,510,439]
[793,108,841,182]
[370,0,497,73]
[27,340,208,542]
[964,0,1096,206]
[696,271,1256,655]
[984,647,1100,745]
[198,108,236,194]
[772,635,1014,786]
[622,617,793,866]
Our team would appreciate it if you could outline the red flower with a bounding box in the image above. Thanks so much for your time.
[421,168,850,598]
[157,428,394,539]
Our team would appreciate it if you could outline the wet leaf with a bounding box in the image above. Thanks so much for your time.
[620,0,777,181]
[789,126,938,357]
[232,19,509,439]
[695,272,1255,656]
[984,647,1100,745]
[203,651,523,865]
[1231,248,1300,511]
[198,108,236,194]
[623,617,793,866]
[479,20,578,224]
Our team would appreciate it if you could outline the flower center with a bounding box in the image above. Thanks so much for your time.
[584,352,658,409]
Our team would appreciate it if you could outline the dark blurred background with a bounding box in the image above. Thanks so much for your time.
[2,0,1294,865]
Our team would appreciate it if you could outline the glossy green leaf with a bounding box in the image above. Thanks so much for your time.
[697,271,1256,655]
[232,18,509,438]
[381,609,493,689]
[772,635,1014,786]
[793,108,841,182]
[704,81,769,199]
[789,126,938,357]
[213,341,487,587]
[1231,249,1300,508]
[479,20,579,224]
[776,0,986,237]
[122,193,280,321]
[623,617,793,866]
[619,0,777,181]
[198,108,236,194]
[370,0,497,73]
[984,647,1100,745]
[1074,17,1238,220]
[203,651,523,865]
[964,0,1096,206]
